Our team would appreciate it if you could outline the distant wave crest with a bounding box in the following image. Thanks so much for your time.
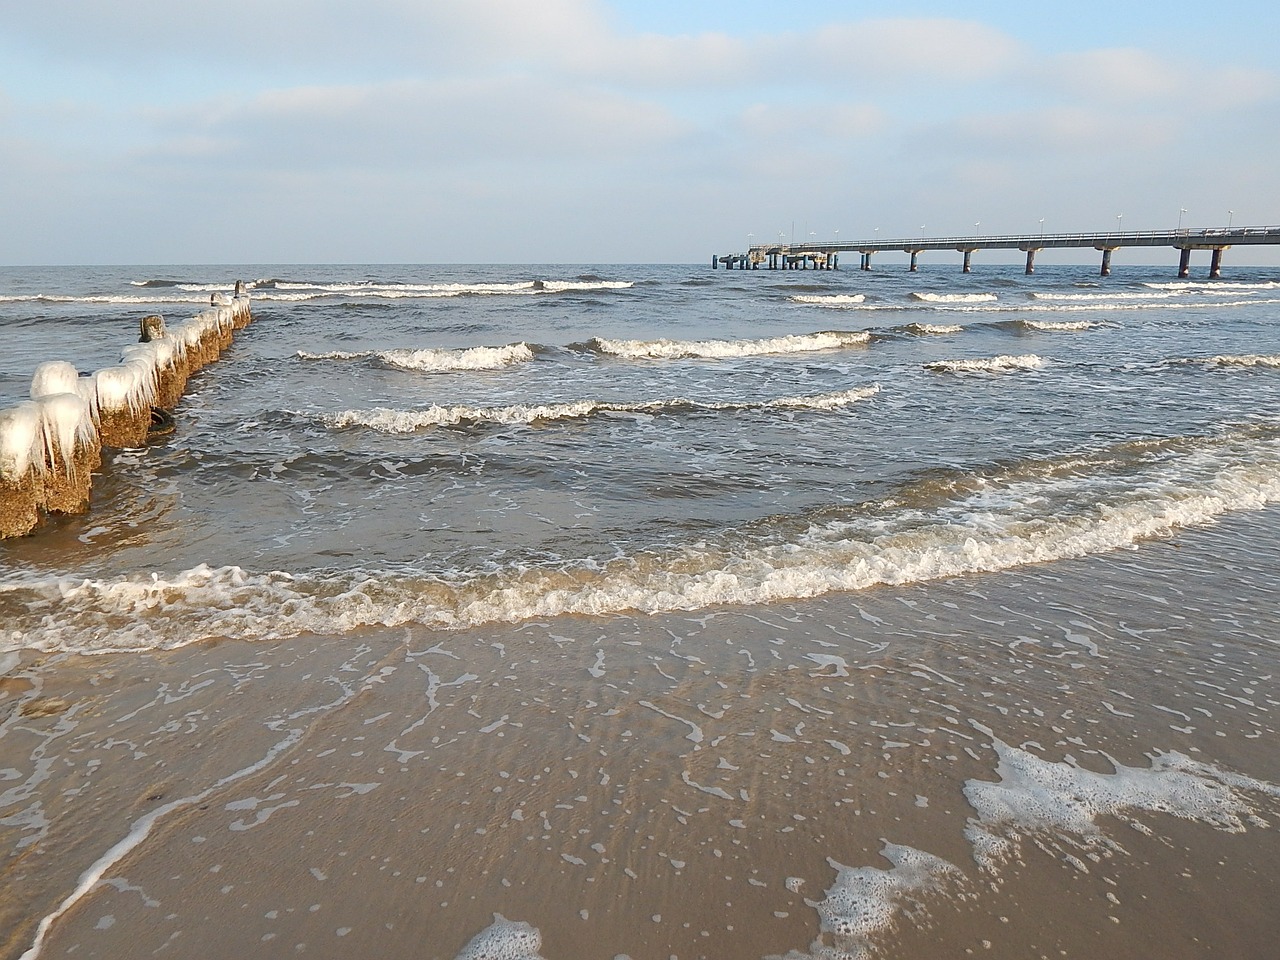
[925,354,1044,373]
[296,343,536,372]
[588,330,870,360]
[318,386,880,432]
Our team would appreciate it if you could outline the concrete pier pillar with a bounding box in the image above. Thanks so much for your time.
[1024,249,1037,275]
[832,253,839,269]
[909,251,919,272]
[1178,248,1191,278]
[962,250,972,273]
[1210,247,1224,279]
[1100,248,1113,277]
[711,255,718,269]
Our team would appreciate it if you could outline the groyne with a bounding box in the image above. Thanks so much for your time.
[0,283,252,539]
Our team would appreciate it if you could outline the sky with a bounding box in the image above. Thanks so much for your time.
[1,1,1278,265]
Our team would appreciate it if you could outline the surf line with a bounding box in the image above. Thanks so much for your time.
[0,283,252,539]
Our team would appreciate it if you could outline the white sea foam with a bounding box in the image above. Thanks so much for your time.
[297,343,536,372]
[911,292,997,304]
[1185,354,1280,368]
[1144,280,1280,291]
[791,294,867,306]
[924,354,1044,373]
[904,323,964,335]
[319,387,880,432]
[778,843,962,960]
[963,730,1280,872]
[454,914,545,960]
[7,428,1279,655]
[590,331,870,360]
[1031,290,1181,302]
[1019,320,1098,331]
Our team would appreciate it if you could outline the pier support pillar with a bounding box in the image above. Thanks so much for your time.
[711,254,718,269]
[1024,249,1037,275]
[832,253,839,269]
[1100,248,1114,277]
[1178,248,1191,278]
[1210,247,1224,279]
[962,250,972,273]
[909,251,919,272]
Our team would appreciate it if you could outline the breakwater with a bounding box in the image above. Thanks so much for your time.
[0,283,251,539]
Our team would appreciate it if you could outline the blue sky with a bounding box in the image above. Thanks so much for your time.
[2,1,1278,264]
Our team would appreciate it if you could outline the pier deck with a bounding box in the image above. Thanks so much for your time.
[714,225,1280,277]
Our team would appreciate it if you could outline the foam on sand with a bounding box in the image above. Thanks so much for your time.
[589,331,870,360]
[963,727,1280,873]
[924,354,1044,373]
[297,343,536,372]
[454,914,546,960]
[319,386,880,432]
[778,843,962,960]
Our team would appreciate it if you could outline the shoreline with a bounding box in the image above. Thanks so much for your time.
[3,505,1278,959]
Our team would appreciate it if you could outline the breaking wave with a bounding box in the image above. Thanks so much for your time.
[924,354,1044,373]
[318,386,880,432]
[1019,320,1098,331]
[911,292,998,304]
[903,323,964,335]
[790,294,867,306]
[6,427,1278,656]
[587,331,870,360]
[296,343,536,372]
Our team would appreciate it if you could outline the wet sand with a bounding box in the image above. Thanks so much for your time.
[3,508,1279,960]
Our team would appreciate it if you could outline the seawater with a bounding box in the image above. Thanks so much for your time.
[1,263,1279,960]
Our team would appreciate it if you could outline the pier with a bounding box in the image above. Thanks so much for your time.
[713,225,1280,278]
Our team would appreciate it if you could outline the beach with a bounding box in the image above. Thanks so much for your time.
[2,263,1279,958]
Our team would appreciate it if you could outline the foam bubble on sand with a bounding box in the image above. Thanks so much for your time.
[1019,320,1097,331]
[776,843,962,960]
[924,354,1044,374]
[911,292,997,303]
[963,728,1280,872]
[454,914,545,960]
[589,331,870,360]
[297,343,535,372]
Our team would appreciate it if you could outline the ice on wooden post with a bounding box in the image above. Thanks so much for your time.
[0,402,44,537]
[95,361,158,449]
[30,360,102,479]
[35,393,99,514]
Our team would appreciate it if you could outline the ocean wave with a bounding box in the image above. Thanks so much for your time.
[903,323,964,335]
[911,292,998,303]
[296,343,536,372]
[1019,320,1098,331]
[318,386,880,432]
[1144,280,1280,291]
[250,279,633,300]
[6,428,1278,655]
[0,293,211,306]
[924,354,1044,373]
[587,330,870,360]
[790,294,867,306]
[1175,354,1280,368]
[1030,290,1181,302]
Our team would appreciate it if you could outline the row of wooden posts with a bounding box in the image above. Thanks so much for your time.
[0,285,252,539]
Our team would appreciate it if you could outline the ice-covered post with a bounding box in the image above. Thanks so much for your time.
[0,403,43,537]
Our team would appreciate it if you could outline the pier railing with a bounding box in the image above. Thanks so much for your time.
[713,225,1280,277]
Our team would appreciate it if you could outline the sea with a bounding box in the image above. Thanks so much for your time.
[1,261,1279,960]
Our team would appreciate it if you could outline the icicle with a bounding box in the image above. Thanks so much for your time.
[36,393,99,513]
